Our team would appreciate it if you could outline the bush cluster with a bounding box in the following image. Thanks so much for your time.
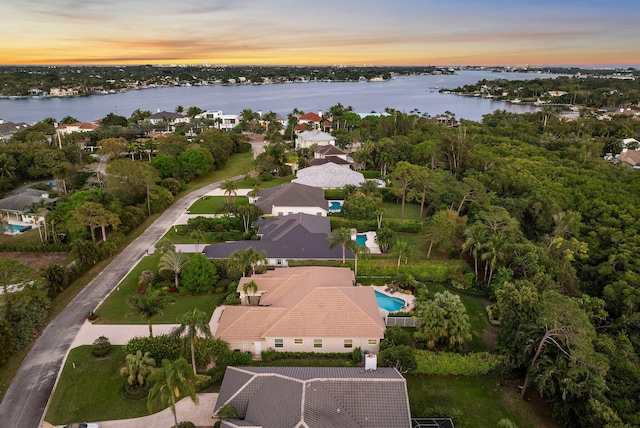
[91,336,112,357]
[123,335,182,362]
[329,216,422,233]
[412,351,502,376]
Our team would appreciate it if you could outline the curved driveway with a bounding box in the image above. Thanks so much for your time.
[0,176,243,428]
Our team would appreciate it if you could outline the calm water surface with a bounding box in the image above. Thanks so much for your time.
[0,71,557,124]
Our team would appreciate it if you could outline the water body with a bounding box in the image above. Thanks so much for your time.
[0,71,556,124]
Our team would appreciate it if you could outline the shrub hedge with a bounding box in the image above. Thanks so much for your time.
[412,351,502,376]
[329,216,422,233]
[261,350,356,362]
[123,335,182,362]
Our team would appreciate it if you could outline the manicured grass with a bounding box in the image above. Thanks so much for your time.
[95,253,225,324]
[188,196,248,214]
[382,201,423,221]
[233,175,294,189]
[180,152,255,194]
[160,224,222,245]
[46,346,149,425]
[407,375,557,428]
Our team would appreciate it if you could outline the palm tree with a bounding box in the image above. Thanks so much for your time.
[481,233,506,285]
[120,350,156,389]
[327,227,355,264]
[230,247,267,277]
[462,223,486,280]
[243,280,258,305]
[220,179,238,205]
[155,237,175,254]
[127,290,174,338]
[190,229,206,252]
[216,404,239,421]
[171,308,213,375]
[392,239,410,268]
[347,239,368,277]
[159,251,190,288]
[147,358,198,428]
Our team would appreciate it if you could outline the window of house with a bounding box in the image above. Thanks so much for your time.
[294,339,303,345]
[314,339,322,348]
[368,339,377,345]
[275,339,283,348]
[344,339,353,348]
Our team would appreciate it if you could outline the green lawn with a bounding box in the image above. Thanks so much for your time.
[95,254,225,324]
[46,346,149,425]
[159,224,222,245]
[233,175,294,189]
[188,196,249,214]
[382,201,423,221]
[425,283,492,352]
[407,375,558,428]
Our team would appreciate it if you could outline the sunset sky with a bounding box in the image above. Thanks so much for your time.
[2,0,638,66]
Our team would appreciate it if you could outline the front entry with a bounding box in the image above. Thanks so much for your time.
[253,341,262,355]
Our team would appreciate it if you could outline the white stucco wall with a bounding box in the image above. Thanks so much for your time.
[269,205,327,217]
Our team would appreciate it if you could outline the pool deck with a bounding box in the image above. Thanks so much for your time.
[356,231,381,254]
[373,285,414,312]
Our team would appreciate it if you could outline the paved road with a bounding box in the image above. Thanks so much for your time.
[0,176,243,428]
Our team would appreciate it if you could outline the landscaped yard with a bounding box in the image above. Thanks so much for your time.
[233,175,294,189]
[188,196,249,214]
[46,346,149,425]
[407,375,559,428]
[382,201,423,221]
[95,254,226,324]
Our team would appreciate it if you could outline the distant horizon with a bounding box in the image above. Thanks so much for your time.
[1,63,638,69]
[2,1,638,67]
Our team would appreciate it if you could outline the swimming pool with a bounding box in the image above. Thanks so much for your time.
[2,224,30,234]
[355,234,367,246]
[329,200,343,212]
[375,291,405,312]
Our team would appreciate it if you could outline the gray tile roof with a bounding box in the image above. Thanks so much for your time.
[254,183,328,214]
[214,367,412,428]
[315,145,347,156]
[0,191,55,213]
[202,213,353,260]
[147,111,184,120]
[309,156,351,166]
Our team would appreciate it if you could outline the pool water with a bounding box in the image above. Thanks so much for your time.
[2,224,30,233]
[375,291,405,312]
[355,234,367,246]
[329,201,343,211]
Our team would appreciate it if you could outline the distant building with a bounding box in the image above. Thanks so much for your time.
[296,129,336,149]
[0,120,29,142]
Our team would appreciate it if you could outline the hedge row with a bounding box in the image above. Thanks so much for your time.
[261,350,355,362]
[329,216,422,233]
[358,261,463,283]
[413,351,502,376]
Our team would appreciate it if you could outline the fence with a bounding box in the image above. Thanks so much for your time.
[385,317,419,327]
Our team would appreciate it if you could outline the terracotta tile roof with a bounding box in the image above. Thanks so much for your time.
[619,150,640,167]
[299,112,322,122]
[216,267,383,340]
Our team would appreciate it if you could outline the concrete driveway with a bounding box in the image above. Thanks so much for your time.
[0,176,243,428]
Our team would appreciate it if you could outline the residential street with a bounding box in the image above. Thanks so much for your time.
[0,176,243,428]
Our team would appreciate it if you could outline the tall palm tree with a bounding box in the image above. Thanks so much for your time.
[120,350,156,388]
[190,229,206,252]
[171,308,213,375]
[147,358,198,428]
[347,239,368,277]
[127,290,174,338]
[243,280,258,305]
[392,239,410,268]
[481,233,506,285]
[327,227,354,264]
[159,251,190,288]
[462,223,487,280]
[220,179,238,205]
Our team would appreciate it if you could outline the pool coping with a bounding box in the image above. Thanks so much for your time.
[373,285,414,312]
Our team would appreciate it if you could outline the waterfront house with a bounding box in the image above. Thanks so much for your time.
[0,120,29,142]
[213,266,385,355]
[213,366,412,428]
[146,111,190,131]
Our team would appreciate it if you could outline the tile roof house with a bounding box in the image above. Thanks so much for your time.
[146,111,191,127]
[310,145,352,167]
[296,129,336,149]
[56,122,99,135]
[213,366,412,428]
[254,182,328,217]
[213,266,385,355]
[0,120,29,142]
[202,213,353,267]
[0,188,56,223]
[292,163,366,189]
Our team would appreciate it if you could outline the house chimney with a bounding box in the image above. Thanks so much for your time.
[365,353,377,371]
[318,110,323,118]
